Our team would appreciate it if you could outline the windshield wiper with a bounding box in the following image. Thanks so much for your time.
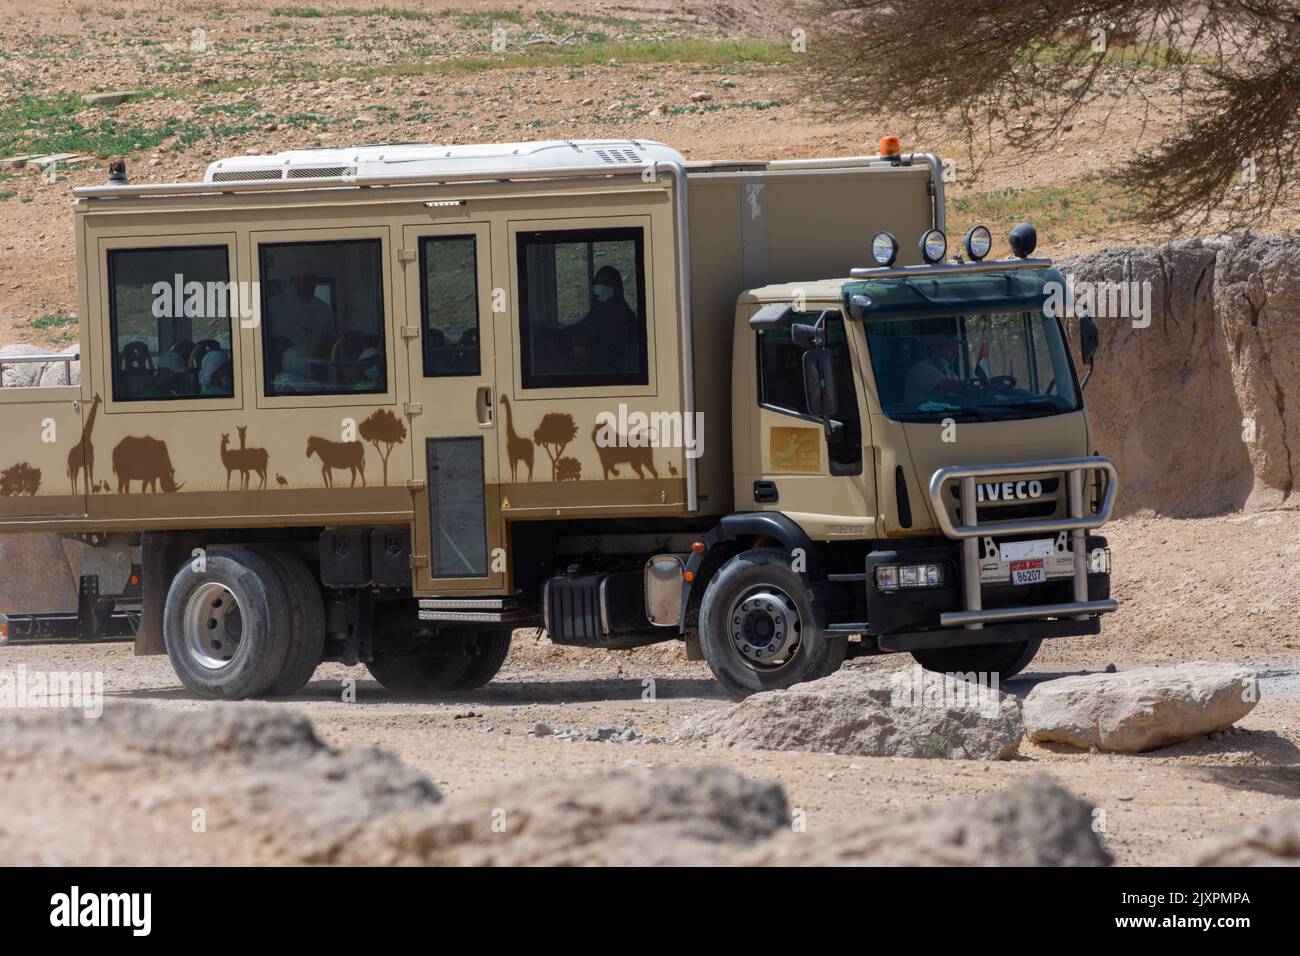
[891,407,987,422]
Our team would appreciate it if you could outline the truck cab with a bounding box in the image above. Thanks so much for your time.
[680,238,1115,695]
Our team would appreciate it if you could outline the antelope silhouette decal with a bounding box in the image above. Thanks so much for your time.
[220,426,270,490]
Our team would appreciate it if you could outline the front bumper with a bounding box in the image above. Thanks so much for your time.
[926,455,1118,629]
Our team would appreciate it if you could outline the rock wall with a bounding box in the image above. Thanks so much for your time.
[1060,232,1300,515]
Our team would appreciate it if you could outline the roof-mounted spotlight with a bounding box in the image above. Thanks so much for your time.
[963,224,992,261]
[870,231,899,267]
[919,228,947,264]
[1009,222,1038,259]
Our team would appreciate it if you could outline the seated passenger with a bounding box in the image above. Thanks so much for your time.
[904,334,965,406]
[272,346,314,393]
[198,350,233,397]
[155,351,188,398]
[266,256,335,354]
[570,265,639,371]
[354,347,386,391]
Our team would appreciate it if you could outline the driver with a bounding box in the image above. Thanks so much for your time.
[904,333,965,405]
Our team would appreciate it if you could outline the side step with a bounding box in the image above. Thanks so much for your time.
[417,597,540,625]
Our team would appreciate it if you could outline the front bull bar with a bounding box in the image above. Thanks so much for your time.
[927,456,1119,629]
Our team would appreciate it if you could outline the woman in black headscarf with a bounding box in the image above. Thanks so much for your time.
[571,265,640,373]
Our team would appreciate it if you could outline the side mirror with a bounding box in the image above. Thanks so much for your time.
[790,322,825,350]
[802,350,837,418]
[1079,312,1099,366]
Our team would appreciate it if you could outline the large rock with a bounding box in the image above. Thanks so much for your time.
[0,344,50,388]
[671,666,1024,760]
[1212,233,1300,511]
[1058,232,1300,515]
[744,775,1112,867]
[37,345,80,387]
[1186,804,1300,866]
[1023,662,1258,752]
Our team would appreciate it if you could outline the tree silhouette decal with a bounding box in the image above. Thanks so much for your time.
[359,408,408,485]
[0,462,41,496]
[533,413,577,482]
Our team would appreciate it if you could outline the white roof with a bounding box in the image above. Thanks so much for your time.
[204,139,685,184]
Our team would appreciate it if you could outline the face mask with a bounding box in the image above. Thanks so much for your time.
[592,283,615,303]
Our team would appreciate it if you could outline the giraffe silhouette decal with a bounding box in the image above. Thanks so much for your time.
[499,394,535,482]
[67,393,101,495]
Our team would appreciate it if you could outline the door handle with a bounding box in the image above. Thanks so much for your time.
[476,385,493,426]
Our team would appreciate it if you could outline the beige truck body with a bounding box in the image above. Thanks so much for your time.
[0,140,937,597]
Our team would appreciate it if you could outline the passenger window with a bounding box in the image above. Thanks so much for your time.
[757,313,862,472]
[517,227,648,389]
[259,238,387,396]
[420,235,480,377]
[107,245,234,402]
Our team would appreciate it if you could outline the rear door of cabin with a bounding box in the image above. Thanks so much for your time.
[400,222,505,594]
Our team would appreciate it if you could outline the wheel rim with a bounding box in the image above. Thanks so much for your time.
[728,586,801,670]
[182,581,244,670]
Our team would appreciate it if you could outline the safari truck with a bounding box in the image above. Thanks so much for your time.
[0,137,1116,699]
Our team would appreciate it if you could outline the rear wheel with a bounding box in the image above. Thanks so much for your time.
[365,651,470,695]
[453,629,512,690]
[698,548,846,699]
[911,638,1041,680]
[163,545,289,699]
[251,546,326,697]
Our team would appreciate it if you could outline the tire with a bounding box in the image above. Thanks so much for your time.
[365,650,471,695]
[162,545,290,699]
[698,548,847,699]
[251,546,326,697]
[911,638,1041,681]
[452,629,512,690]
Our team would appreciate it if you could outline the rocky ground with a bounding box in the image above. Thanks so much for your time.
[1,511,1298,866]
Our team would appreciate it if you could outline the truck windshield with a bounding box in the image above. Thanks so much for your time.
[864,310,1081,422]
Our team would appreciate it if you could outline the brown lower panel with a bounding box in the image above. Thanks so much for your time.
[0,487,413,533]
[498,477,687,519]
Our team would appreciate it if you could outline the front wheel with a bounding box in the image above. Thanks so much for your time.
[698,548,846,699]
[911,638,1041,680]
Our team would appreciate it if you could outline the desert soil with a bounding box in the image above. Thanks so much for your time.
[2,510,1298,866]
[3,0,1298,347]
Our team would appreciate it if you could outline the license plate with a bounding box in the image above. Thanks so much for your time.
[1011,560,1045,585]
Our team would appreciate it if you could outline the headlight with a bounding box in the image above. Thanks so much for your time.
[874,563,946,591]
[920,228,947,264]
[963,224,992,261]
[1088,548,1110,575]
[871,231,899,267]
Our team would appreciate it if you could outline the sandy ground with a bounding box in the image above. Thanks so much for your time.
[2,511,1298,866]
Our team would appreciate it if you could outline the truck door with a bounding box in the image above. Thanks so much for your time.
[401,223,505,593]
[743,311,875,536]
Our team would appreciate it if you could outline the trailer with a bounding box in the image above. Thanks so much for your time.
[0,137,1115,698]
